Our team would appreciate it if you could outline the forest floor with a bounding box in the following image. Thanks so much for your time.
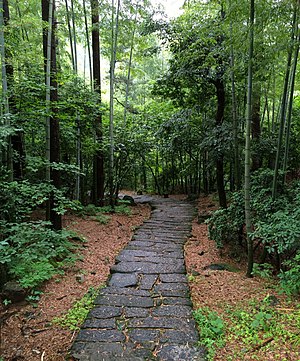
[0,193,299,361]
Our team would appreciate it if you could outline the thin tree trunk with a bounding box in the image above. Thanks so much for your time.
[65,0,75,70]
[245,0,255,278]
[272,7,297,200]
[91,0,104,206]
[108,0,120,206]
[15,0,29,42]
[214,78,227,208]
[229,1,241,190]
[283,7,299,178]
[83,0,92,88]
[0,0,13,181]
[3,0,25,180]
[123,7,137,130]
[42,0,62,230]
[70,0,78,73]
[251,84,261,171]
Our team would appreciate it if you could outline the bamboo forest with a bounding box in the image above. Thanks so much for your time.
[1,0,300,360]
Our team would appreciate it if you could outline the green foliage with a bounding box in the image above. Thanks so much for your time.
[11,261,57,289]
[26,290,43,307]
[77,203,131,217]
[91,214,111,224]
[0,221,79,289]
[2,299,12,306]
[0,179,82,222]
[226,298,300,356]
[101,204,132,216]
[252,263,273,279]
[208,170,300,266]
[193,307,225,360]
[53,287,99,331]
[77,204,101,217]
[207,191,244,248]
[279,252,300,296]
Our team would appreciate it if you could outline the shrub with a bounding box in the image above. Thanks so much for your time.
[0,221,79,289]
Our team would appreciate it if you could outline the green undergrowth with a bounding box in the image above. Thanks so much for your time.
[193,307,225,360]
[0,221,84,290]
[76,201,132,218]
[193,296,300,360]
[52,286,101,331]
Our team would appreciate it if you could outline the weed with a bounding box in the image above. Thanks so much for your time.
[53,287,100,330]
[188,274,196,282]
[91,214,111,224]
[26,290,43,307]
[226,299,300,357]
[193,307,225,360]
[2,298,11,306]
[101,204,131,216]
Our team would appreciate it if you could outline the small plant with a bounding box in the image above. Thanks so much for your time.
[193,307,225,360]
[26,290,43,307]
[188,274,196,282]
[101,204,131,216]
[81,204,101,216]
[53,287,100,330]
[252,263,273,279]
[92,214,111,224]
[2,298,12,306]
[279,252,300,296]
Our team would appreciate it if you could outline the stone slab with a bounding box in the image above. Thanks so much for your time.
[88,306,122,319]
[152,305,192,318]
[139,274,158,290]
[157,344,206,361]
[94,294,153,308]
[111,262,185,274]
[82,318,116,329]
[160,329,199,344]
[128,329,160,343]
[124,307,150,318]
[108,273,138,288]
[100,287,150,297]
[127,317,195,330]
[160,274,188,283]
[163,297,193,306]
[77,329,125,343]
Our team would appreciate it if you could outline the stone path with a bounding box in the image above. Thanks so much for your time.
[69,197,206,361]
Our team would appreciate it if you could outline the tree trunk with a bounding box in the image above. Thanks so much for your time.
[283,6,299,178]
[0,0,13,181]
[229,6,241,190]
[64,0,75,70]
[272,7,297,200]
[91,0,104,206]
[83,0,92,88]
[42,0,62,230]
[251,84,262,171]
[4,0,25,180]
[245,0,255,278]
[108,0,120,206]
[214,78,227,208]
